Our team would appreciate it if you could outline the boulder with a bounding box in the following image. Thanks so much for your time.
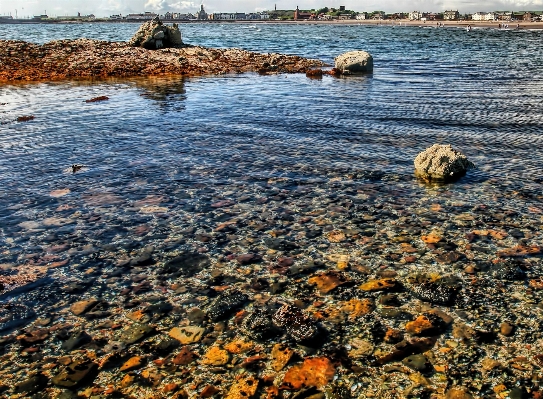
[414,144,474,182]
[334,51,373,74]
[128,17,183,50]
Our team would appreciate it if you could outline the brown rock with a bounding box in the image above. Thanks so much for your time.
[445,387,473,399]
[224,376,259,399]
[500,322,514,336]
[225,339,254,354]
[169,326,205,344]
[120,356,145,371]
[201,385,221,397]
[280,357,335,390]
[359,278,397,292]
[271,343,294,371]
[341,298,374,319]
[327,230,346,242]
[202,346,230,366]
[120,374,135,388]
[405,313,446,336]
[308,271,349,294]
[70,298,98,316]
[172,346,198,365]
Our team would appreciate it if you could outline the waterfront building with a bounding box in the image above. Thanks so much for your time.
[443,10,459,20]
[409,11,423,20]
[294,6,313,20]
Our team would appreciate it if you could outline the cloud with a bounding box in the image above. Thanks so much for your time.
[144,0,168,10]
[167,1,198,11]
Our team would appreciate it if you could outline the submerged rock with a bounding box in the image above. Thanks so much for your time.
[207,290,248,321]
[128,16,183,50]
[334,51,373,74]
[414,144,474,182]
[272,304,319,342]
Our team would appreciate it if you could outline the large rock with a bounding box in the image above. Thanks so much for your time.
[335,50,373,73]
[128,17,183,50]
[414,144,474,182]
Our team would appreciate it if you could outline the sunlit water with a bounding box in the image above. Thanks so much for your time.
[1,23,543,255]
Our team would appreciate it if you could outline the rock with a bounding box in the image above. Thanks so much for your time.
[280,357,335,390]
[52,359,98,388]
[119,323,154,345]
[224,376,259,399]
[0,303,36,332]
[348,338,374,358]
[120,356,145,371]
[201,346,230,366]
[61,330,92,351]
[207,290,248,321]
[271,343,294,371]
[500,322,514,336]
[414,144,474,182]
[308,271,349,294]
[168,326,205,344]
[402,354,429,371]
[241,308,279,340]
[14,374,48,395]
[70,298,98,316]
[405,313,447,336]
[172,346,198,365]
[359,278,398,292]
[162,253,210,277]
[272,304,319,342]
[334,51,373,73]
[128,17,183,50]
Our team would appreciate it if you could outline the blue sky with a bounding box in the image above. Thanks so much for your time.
[1,0,542,18]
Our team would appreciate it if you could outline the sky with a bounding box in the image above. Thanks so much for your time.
[1,0,542,18]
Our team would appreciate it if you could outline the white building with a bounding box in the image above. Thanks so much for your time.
[409,11,423,20]
[471,12,496,21]
[356,12,367,20]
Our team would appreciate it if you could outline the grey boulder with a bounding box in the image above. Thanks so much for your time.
[128,16,183,50]
[335,50,373,73]
[414,144,474,182]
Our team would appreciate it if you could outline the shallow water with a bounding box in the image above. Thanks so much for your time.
[1,22,543,397]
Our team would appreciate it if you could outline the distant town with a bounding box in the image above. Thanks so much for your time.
[1,5,542,23]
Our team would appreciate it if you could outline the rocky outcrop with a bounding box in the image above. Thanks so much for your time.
[128,16,183,49]
[0,39,324,82]
[335,50,373,73]
[414,144,474,182]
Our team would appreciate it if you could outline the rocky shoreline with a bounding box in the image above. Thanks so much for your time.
[0,39,324,82]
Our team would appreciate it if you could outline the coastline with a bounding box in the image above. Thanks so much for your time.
[1,18,543,30]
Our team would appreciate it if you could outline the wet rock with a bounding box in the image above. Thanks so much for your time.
[281,357,335,390]
[236,253,262,265]
[168,326,205,344]
[402,354,429,371]
[308,271,349,294]
[271,343,294,371]
[172,346,198,365]
[490,261,526,280]
[14,374,48,395]
[405,312,447,336]
[272,304,319,342]
[348,338,374,358]
[414,144,474,182]
[359,278,398,292]
[202,346,230,366]
[263,237,299,252]
[377,337,437,364]
[52,359,98,388]
[241,308,279,340]
[130,252,155,267]
[61,330,92,351]
[207,290,248,321]
[17,328,49,346]
[500,322,514,336]
[128,17,183,50]
[119,323,154,345]
[70,298,99,316]
[410,278,458,306]
[162,253,210,277]
[334,51,373,74]
[120,356,145,371]
[224,376,259,399]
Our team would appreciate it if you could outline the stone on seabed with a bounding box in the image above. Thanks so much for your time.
[414,144,474,182]
[128,16,183,50]
[334,50,373,73]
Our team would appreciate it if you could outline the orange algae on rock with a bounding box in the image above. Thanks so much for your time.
[280,357,335,390]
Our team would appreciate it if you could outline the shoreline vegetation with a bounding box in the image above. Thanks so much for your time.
[1,18,543,29]
[0,39,324,83]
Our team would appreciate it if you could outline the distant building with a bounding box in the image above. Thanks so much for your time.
[409,11,422,20]
[495,11,513,20]
[294,6,313,20]
[109,14,123,20]
[339,6,346,11]
[471,11,495,21]
[443,10,459,20]
[0,15,13,19]
[356,12,367,20]
[33,14,49,20]
[197,5,208,20]
[125,12,157,20]
[338,13,353,20]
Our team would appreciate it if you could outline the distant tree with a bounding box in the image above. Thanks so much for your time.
[316,7,329,14]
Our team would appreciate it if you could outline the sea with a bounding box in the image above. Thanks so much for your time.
[1,21,543,397]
